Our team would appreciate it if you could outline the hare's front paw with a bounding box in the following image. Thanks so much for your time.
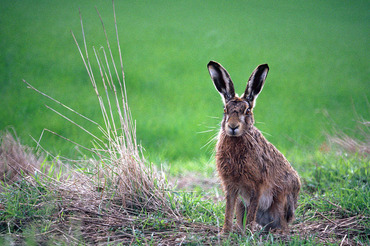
[235,226,246,236]
[247,221,261,233]
[271,225,289,235]
[218,226,232,236]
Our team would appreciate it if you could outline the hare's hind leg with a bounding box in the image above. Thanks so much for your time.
[263,194,289,231]
[285,194,296,223]
[256,209,274,232]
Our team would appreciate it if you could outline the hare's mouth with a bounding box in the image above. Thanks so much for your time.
[226,125,242,137]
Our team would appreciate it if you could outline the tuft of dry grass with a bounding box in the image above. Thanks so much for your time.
[326,112,370,156]
[21,2,177,218]
[288,203,369,245]
[2,1,183,243]
[291,214,368,245]
[329,131,370,155]
[0,132,213,244]
[0,130,42,186]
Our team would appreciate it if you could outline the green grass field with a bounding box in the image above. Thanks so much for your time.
[1,0,369,164]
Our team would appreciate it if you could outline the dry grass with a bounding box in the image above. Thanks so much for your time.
[21,1,177,218]
[290,212,368,245]
[0,130,42,186]
[325,110,370,156]
[45,197,218,245]
[0,2,183,243]
[328,128,370,155]
[0,132,215,245]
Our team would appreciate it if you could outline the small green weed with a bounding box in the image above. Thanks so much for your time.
[178,191,224,225]
[300,153,369,215]
[0,179,56,234]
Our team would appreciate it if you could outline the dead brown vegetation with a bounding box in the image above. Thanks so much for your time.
[325,110,370,156]
[0,130,42,186]
[328,121,370,156]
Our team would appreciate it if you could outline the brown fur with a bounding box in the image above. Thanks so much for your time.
[207,61,301,233]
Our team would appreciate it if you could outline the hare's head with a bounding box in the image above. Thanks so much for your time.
[207,61,269,137]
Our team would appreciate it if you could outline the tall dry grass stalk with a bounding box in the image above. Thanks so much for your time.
[23,2,178,217]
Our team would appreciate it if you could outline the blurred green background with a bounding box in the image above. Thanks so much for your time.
[1,0,369,164]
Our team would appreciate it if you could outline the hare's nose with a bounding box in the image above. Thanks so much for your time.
[229,125,239,131]
[229,125,239,134]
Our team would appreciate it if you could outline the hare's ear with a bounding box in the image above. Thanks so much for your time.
[207,61,235,104]
[242,64,269,109]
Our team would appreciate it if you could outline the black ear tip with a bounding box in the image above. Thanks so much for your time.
[207,60,219,68]
[260,64,269,70]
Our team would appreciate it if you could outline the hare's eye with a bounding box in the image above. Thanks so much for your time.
[245,108,251,115]
[223,108,227,114]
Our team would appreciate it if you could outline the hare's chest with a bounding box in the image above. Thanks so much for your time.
[216,150,262,182]
[216,135,265,180]
[216,156,244,178]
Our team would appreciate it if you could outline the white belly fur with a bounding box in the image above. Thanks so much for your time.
[258,190,273,211]
[238,187,273,211]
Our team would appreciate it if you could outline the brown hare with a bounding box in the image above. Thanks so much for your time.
[207,61,301,234]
